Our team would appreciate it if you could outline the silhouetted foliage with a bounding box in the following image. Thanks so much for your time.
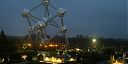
[0,30,18,55]
[0,30,8,44]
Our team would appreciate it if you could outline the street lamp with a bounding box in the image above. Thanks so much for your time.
[92,38,97,49]
[92,38,97,43]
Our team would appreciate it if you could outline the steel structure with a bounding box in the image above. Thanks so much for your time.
[21,0,69,47]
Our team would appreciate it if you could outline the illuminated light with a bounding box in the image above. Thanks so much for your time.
[69,58,76,62]
[39,61,44,62]
[45,46,47,48]
[76,48,80,51]
[112,55,115,61]
[56,58,63,63]
[50,44,53,47]
[92,38,96,43]
[2,59,4,62]
[21,55,27,60]
[55,45,58,47]
[46,62,52,63]
[23,44,27,49]
[44,57,63,63]
[126,57,128,59]
[51,57,63,63]
[44,57,50,61]
[40,44,42,47]
[113,60,123,64]
[37,53,40,56]
[88,49,90,52]
[51,57,56,62]
[28,43,31,47]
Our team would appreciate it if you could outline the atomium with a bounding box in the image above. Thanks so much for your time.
[21,0,69,47]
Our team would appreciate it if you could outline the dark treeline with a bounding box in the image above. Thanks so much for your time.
[69,34,128,49]
[0,30,128,52]
[0,30,21,55]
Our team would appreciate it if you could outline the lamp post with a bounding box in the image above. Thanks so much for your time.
[92,38,97,49]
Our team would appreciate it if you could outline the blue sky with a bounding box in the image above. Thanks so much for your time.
[0,0,127,38]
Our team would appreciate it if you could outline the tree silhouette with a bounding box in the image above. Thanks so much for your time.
[0,30,10,55]
[0,30,8,44]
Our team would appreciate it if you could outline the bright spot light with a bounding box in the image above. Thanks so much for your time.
[51,57,63,63]
[2,59,4,62]
[55,45,58,47]
[126,57,128,59]
[39,61,44,62]
[44,57,50,61]
[40,44,42,47]
[28,43,31,47]
[69,58,75,62]
[21,55,27,60]
[113,60,123,64]
[0,58,4,63]
[76,48,80,51]
[44,57,63,63]
[45,46,47,48]
[50,44,53,47]
[56,58,62,63]
[92,38,96,43]
[88,49,90,52]
[51,57,56,62]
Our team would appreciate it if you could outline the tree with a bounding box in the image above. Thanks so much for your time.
[0,30,8,44]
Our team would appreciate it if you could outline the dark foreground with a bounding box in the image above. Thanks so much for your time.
[0,49,113,64]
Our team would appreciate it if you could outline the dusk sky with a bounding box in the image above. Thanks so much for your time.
[0,0,127,38]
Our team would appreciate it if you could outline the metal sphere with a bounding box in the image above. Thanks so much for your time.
[42,0,49,6]
[43,18,49,22]
[41,22,46,27]
[61,26,68,33]
[21,0,69,46]
[28,27,33,32]
[57,8,66,17]
[21,9,30,18]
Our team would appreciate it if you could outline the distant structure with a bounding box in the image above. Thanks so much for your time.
[21,0,69,47]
